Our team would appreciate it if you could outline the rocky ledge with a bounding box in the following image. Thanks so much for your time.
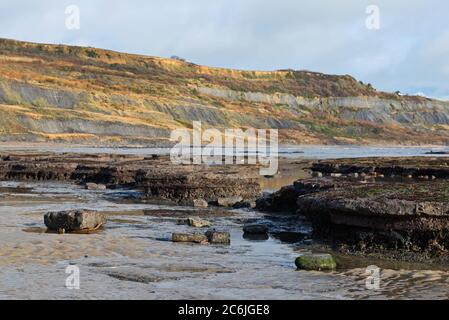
[258,157,449,262]
[0,152,261,205]
[135,166,260,204]
[312,156,449,179]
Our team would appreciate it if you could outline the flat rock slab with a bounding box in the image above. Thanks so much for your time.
[85,183,107,190]
[294,180,449,257]
[172,233,208,244]
[186,217,212,228]
[44,210,107,232]
[217,196,243,207]
[257,157,449,261]
[136,167,261,203]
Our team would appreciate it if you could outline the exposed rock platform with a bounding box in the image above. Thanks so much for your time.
[258,157,449,262]
[0,151,261,204]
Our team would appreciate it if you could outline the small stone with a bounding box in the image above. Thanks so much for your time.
[205,230,231,244]
[233,201,256,209]
[311,171,323,178]
[44,210,107,232]
[85,183,107,190]
[186,217,211,228]
[192,199,208,208]
[330,173,342,178]
[295,253,337,271]
[172,233,208,244]
[349,173,359,178]
[243,223,268,234]
[217,196,243,207]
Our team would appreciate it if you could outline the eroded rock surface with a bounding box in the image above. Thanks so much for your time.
[258,157,449,261]
[44,210,107,232]
[0,152,261,204]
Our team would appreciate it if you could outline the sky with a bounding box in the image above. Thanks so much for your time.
[1,0,448,100]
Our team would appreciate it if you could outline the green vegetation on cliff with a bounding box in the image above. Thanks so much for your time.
[0,38,448,145]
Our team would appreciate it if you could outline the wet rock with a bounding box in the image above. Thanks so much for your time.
[425,150,449,155]
[243,233,269,241]
[330,173,342,177]
[296,179,449,258]
[192,198,208,208]
[271,232,306,243]
[186,217,211,228]
[136,165,261,204]
[295,253,336,271]
[311,171,323,178]
[255,196,273,211]
[233,201,256,209]
[256,185,298,212]
[312,157,449,179]
[205,230,231,244]
[256,180,337,212]
[172,233,208,244]
[85,182,107,190]
[217,196,243,207]
[0,152,261,204]
[243,223,268,234]
[44,210,107,232]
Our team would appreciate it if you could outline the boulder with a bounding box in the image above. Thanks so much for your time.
[217,196,243,207]
[44,210,107,232]
[172,233,208,244]
[295,253,336,271]
[186,217,211,228]
[243,223,268,234]
[205,230,231,244]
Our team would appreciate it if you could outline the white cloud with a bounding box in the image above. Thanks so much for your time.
[0,0,448,100]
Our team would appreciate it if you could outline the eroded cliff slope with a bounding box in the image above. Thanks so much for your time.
[0,38,448,145]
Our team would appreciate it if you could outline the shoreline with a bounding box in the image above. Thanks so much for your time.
[0,150,448,265]
[0,141,448,150]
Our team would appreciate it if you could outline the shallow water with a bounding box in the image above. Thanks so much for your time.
[1,181,449,299]
[0,144,448,159]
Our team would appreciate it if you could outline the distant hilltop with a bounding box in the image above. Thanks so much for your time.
[0,38,448,146]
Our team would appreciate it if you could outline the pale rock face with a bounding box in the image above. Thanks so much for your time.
[197,86,449,128]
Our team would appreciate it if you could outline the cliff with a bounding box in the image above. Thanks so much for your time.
[0,38,448,146]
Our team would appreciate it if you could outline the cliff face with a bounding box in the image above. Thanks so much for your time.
[0,38,448,146]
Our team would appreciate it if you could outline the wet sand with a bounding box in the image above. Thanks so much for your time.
[1,181,449,299]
